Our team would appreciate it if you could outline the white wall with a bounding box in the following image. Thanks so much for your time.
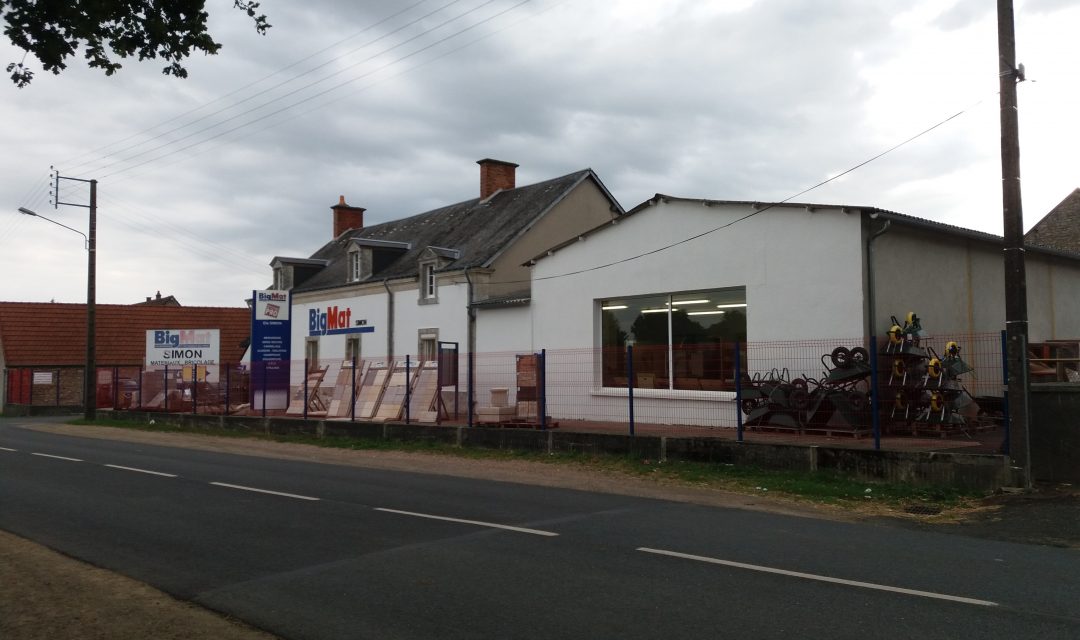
[528,199,866,426]
[531,200,865,350]
[476,305,534,353]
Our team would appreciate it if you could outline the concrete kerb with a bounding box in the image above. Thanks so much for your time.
[99,410,1010,491]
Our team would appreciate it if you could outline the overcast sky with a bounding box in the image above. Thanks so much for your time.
[0,0,1076,307]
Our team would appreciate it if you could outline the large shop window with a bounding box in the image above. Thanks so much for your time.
[600,288,747,391]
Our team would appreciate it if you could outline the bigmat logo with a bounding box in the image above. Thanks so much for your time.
[308,305,373,336]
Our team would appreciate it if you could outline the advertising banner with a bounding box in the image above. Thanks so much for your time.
[145,329,220,367]
[251,290,291,410]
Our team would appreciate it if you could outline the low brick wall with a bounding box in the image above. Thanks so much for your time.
[1030,384,1080,483]
[103,410,1012,491]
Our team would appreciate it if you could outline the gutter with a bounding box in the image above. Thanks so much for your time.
[865,218,891,336]
[382,279,394,361]
[464,268,476,427]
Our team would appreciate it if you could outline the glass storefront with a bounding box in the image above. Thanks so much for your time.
[600,288,747,391]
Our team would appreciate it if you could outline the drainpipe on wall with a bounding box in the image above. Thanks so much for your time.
[865,217,891,336]
[383,279,394,361]
[464,268,476,427]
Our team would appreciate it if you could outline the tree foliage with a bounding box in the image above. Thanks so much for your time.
[2,1,270,87]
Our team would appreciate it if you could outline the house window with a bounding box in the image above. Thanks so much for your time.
[600,288,747,391]
[348,251,362,282]
[418,329,438,361]
[345,336,361,365]
[419,262,437,303]
[305,338,319,373]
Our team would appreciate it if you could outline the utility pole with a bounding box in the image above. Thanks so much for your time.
[997,0,1031,488]
[52,170,98,421]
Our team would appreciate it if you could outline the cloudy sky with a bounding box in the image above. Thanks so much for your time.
[0,0,1076,307]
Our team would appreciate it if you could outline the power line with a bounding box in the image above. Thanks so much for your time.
[90,0,515,178]
[59,0,435,170]
[104,0,562,187]
[63,0,468,175]
[528,93,998,285]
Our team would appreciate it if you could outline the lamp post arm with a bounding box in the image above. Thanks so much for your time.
[17,207,89,249]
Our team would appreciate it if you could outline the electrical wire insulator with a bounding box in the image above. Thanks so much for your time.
[892,358,906,378]
[945,341,960,358]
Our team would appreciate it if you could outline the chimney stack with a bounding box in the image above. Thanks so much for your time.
[331,195,365,238]
[477,159,518,200]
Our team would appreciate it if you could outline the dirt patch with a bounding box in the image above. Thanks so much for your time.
[0,530,277,640]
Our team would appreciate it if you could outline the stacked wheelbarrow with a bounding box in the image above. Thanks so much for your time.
[882,312,978,435]
[741,346,873,435]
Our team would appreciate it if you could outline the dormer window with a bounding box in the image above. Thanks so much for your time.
[419,261,437,303]
[273,267,284,290]
[348,249,363,282]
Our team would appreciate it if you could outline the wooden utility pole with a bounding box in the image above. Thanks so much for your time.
[997,0,1031,488]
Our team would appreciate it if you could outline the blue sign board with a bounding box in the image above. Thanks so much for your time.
[251,290,292,410]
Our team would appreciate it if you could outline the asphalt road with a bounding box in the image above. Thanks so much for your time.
[2,420,1078,640]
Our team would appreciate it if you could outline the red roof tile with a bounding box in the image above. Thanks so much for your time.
[0,302,250,367]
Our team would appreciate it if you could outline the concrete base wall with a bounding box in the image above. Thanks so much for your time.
[3,404,82,417]
[1030,384,1080,483]
[103,410,1012,491]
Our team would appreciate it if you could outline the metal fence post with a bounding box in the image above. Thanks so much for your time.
[869,335,881,451]
[192,366,197,415]
[351,353,357,423]
[467,350,474,428]
[1001,329,1011,455]
[262,361,267,418]
[138,366,142,410]
[302,358,308,421]
[735,342,743,443]
[113,367,119,410]
[225,365,231,416]
[627,344,635,437]
[539,349,547,430]
[405,355,412,425]
[164,365,169,412]
[56,368,61,407]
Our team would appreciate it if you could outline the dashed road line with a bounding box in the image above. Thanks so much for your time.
[637,547,998,607]
[375,507,559,537]
[31,453,83,462]
[104,464,178,478]
[0,446,16,452]
[210,482,320,501]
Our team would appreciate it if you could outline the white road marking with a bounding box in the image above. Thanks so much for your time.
[0,447,16,452]
[104,464,177,478]
[637,547,998,608]
[31,453,82,462]
[210,482,320,501]
[375,507,559,537]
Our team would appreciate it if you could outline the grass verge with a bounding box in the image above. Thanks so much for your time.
[69,418,984,513]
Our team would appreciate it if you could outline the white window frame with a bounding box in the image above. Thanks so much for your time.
[419,261,438,304]
[348,250,362,282]
[345,335,361,365]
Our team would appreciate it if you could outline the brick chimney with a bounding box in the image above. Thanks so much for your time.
[331,195,365,238]
[477,159,518,200]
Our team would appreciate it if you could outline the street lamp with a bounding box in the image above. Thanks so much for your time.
[18,178,97,421]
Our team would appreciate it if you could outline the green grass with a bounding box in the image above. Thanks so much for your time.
[68,418,981,511]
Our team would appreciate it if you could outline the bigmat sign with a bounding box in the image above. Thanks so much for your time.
[145,329,220,367]
[307,304,374,336]
[251,290,291,410]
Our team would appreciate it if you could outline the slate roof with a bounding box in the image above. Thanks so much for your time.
[291,169,610,293]
[0,302,250,367]
[1025,188,1080,253]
